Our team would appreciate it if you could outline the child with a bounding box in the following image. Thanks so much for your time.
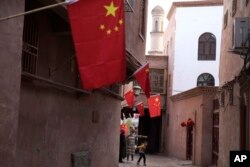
[136,141,148,166]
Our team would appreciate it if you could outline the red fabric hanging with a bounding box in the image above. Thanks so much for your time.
[147,94,161,118]
[67,0,125,89]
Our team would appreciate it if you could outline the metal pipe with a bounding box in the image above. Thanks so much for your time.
[22,72,90,95]
[0,1,68,22]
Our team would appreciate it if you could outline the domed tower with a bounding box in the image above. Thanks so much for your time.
[148,5,165,55]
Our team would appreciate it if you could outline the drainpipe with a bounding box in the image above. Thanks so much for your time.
[193,109,197,165]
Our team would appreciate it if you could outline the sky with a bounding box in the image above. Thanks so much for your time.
[146,0,202,53]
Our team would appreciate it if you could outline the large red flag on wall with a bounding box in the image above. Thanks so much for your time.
[67,0,125,89]
[135,102,144,116]
[124,89,134,107]
[147,94,161,118]
[133,63,151,98]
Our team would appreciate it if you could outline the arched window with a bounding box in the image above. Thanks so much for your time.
[155,20,158,31]
[197,73,215,86]
[198,33,216,60]
[160,21,163,32]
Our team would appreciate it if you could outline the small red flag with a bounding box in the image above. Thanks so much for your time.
[124,89,134,107]
[67,0,125,89]
[147,94,161,118]
[135,102,144,116]
[133,63,151,97]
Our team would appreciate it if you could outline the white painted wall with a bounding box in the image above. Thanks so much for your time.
[171,6,223,95]
[151,32,164,52]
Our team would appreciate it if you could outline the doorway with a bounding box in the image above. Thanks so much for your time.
[186,126,193,160]
[138,109,162,153]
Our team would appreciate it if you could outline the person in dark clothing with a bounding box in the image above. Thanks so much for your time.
[119,129,126,163]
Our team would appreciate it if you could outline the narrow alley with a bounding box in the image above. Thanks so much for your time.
[119,155,196,167]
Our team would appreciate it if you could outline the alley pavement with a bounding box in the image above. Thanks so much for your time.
[119,154,197,167]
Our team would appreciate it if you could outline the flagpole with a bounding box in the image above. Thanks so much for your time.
[0,1,68,22]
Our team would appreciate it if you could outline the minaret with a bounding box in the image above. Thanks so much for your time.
[148,5,165,55]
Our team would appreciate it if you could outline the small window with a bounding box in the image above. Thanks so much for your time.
[198,33,216,60]
[155,20,158,32]
[197,73,215,86]
[247,0,249,6]
[160,21,163,32]
[224,10,228,29]
[231,0,237,17]
[139,0,146,39]
[22,16,39,74]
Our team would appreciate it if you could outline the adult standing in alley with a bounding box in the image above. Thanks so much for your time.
[126,128,136,161]
[119,129,126,163]
[126,128,148,162]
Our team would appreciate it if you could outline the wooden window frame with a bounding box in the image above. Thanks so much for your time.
[198,33,216,61]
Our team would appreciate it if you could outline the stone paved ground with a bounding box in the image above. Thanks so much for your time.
[119,154,197,167]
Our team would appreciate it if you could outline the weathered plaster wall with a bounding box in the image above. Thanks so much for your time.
[165,88,216,167]
[17,83,121,167]
[0,1,25,166]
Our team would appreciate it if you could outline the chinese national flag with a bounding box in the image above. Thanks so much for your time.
[147,94,161,118]
[67,0,125,89]
[133,63,151,98]
[135,102,144,116]
[124,89,134,107]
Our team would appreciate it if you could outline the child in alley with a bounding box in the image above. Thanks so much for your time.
[136,141,148,166]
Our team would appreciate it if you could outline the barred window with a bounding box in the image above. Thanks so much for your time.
[149,69,165,93]
[22,16,39,74]
[198,33,216,60]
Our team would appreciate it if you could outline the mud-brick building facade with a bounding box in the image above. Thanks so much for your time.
[167,87,218,167]
[218,0,250,167]
[0,0,148,167]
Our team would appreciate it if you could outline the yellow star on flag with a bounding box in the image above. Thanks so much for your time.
[119,19,123,25]
[100,24,105,30]
[107,29,112,35]
[104,1,119,17]
[114,26,119,31]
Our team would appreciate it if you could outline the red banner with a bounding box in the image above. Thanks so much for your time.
[147,94,161,118]
[124,89,134,107]
[67,0,125,89]
[135,102,144,116]
[133,63,151,97]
